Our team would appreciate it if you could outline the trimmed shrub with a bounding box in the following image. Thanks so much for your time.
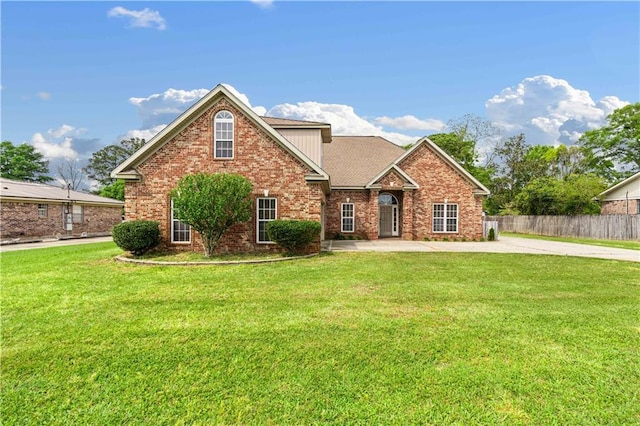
[267,220,321,254]
[488,227,496,241]
[112,220,160,255]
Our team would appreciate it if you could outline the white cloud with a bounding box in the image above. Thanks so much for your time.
[37,92,51,100]
[122,125,167,142]
[107,6,166,30]
[31,133,78,160]
[267,102,418,146]
[126,85,267,139]
[250,0,274,8]
[374,115,446,132]
[47,124,87,139]
[486,75,629,145]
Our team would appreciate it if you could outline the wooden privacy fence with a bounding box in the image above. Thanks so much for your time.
[485,215,640,241]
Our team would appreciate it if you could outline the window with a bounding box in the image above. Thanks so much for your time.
[214,110,234,159]
[171,200,191,243]
[341,203,355,233]
[257,197,277,243]
[38,204,48,218]
[72,205,84,224]
[433,203,458,233]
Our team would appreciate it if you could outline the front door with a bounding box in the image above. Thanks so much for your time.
[379,205,393,237]
[378,193,399,237]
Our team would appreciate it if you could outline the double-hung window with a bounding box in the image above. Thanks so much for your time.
[214,110,234,159]
[257,197,277,243]
[433,203,458,233]
[72,205,84,224]
[341,203,355,233]
[171,200,191,243]
[38,204,48,218]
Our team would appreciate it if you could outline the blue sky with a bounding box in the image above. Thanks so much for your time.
[2,1,638,166]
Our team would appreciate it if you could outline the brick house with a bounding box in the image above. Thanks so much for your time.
[0,178,124,241]
[599,171,640,215]
[112,84,489,253]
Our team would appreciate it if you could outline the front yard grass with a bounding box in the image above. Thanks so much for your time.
[2,243,639,424]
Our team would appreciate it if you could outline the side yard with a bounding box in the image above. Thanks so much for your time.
[2,243,639,424]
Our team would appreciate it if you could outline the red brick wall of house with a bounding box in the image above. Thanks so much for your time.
[601,199,640,215]
[325,190,372,239]
[399,143,484,240]
[0,202,122,240]
[124,98,323,254]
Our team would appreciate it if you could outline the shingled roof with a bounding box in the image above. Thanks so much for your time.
[323,136,406,187]
[0,178,124,206]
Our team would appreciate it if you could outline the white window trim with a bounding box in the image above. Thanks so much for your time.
[37,204,48,218]
[256,197,277,244]
[341,203,355,233]
[171,200,191,244]
[433,203,458,233]
[72,205,84,224]
[214,110,234,159]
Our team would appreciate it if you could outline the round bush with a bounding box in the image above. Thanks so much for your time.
[266,220,321,254]
[112,220,160,255]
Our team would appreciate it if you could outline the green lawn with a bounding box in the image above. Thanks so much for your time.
[2,243,639,425]
[502,231,640,251]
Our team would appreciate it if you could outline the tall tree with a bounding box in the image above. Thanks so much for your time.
[84,137,146,186]
[580,102,640,177]
[515,174,606,215]
[55,158,87,190]
[0,141,51,182]
[170,173,253,257]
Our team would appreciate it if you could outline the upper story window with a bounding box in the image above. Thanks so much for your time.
[214,110,234,159]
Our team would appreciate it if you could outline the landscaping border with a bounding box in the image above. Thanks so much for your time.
[114,252,319,266]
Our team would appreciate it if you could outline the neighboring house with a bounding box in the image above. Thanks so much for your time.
[112,84,489,254]
[600,171,640,215]
[0,178,124,241]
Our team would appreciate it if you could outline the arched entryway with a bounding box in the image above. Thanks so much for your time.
[378,193,399,237]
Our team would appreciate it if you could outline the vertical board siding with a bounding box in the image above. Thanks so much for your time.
[486,215,640,240]
[277,129,323,166]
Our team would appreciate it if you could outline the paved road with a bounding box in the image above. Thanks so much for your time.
[323,236,640,262]
[2,235,638,262]
[0,236,114,252]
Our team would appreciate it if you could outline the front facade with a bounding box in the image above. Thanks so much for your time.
[0,178,124,241]
[112,85,489,254]
[599,172,640,215]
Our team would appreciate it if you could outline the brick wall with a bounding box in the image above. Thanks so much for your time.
[324,144,485,241]
[325,190,372,239]
[0,202,122,240]
[398,143,484,240]
[125,98,323,254]
[601,199,640,215]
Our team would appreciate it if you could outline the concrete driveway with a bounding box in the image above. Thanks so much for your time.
[323,235,640,263]
[2,235,638,263]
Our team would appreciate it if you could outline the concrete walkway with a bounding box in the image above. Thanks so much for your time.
[323,236,640,262]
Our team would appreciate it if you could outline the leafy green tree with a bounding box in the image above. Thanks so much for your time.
[84,137,146,186]
[170,173,253,257]
[580,103,640,176]
[0,141,52,182]
[99,179,125,201]
[515,174,606,215]
[429,133,476,169]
